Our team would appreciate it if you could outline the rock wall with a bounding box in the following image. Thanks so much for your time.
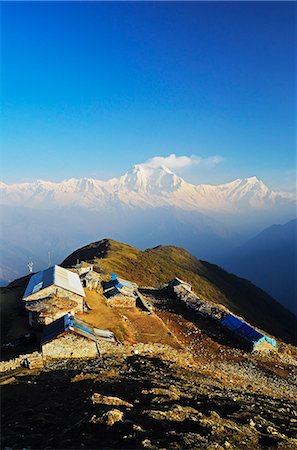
[107,295,136,308]
[42,333,99,359]
[0,352,44,372]
[172,284,226,320]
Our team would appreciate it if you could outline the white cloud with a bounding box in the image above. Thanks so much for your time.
[143,153,223,172]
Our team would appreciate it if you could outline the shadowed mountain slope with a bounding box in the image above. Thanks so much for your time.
[220,218,297,315]
[62,238,297,345]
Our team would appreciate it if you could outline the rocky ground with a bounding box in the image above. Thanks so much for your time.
[1,344,297,450]
[1,287,297,449]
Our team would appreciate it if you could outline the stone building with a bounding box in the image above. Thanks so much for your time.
[23,265,85,309]
[69,261,94,277]
[102,274,138,308]
[80,270,101,290]
[170,279,277,353]
[68,262,102,290]
[41,314,116,359]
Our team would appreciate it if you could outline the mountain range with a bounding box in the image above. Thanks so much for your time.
[1,164,295,217]
[0,163,296,315]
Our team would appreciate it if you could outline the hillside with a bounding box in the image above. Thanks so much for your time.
[220,218,297,315]
[2,238,297,450]
[62,238,297,345]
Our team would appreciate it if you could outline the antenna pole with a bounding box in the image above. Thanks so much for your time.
[28,260,34,273]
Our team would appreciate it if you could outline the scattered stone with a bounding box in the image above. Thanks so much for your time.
[141,387,181,403]
[91,393,133,408]
[90,409,124,426]
[144,404,201,422]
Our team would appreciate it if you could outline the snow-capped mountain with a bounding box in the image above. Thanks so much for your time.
[0,163,294,213]
[0,162,295,288]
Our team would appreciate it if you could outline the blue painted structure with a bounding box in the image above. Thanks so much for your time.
[41,314,116,345]
[102,274,138,294]
[219,313,277,350]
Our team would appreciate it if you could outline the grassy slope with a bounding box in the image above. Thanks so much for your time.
[62,239,297,345]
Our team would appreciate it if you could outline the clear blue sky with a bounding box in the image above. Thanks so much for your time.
[1,1,296,190]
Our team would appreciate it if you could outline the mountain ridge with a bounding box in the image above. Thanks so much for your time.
[220,218,297,315]
[1,164,295,213]
[61,238,297,345]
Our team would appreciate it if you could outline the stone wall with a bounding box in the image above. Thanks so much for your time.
[172,284,226,320]
[0,352,44,373]
[253,339,277,353]
[29,307,79,328]
[42,333,99,359]
[107,294,136,308]
[24,286,84,310]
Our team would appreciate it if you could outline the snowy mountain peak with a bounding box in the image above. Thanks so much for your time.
[0,164,295,213]
[117,163,183,194]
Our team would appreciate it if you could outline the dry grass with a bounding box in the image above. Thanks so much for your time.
[77,289,182,348]
[119,308,182,348]
[77,290,134,343]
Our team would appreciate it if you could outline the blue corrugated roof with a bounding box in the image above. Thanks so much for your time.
[220,314,277,348]
[220,314,263,343]
[104,287,121,298]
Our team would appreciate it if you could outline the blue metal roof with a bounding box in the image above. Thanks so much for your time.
[220,313,277,348]
[104,287,121,298]
[220,314,263,343]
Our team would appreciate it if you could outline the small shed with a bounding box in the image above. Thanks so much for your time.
[23,265,85,311]
[69,262,94,277]
[80,270,101,290]
[41,314,116,359]
[219,314,277,352]
[102,274,138,308]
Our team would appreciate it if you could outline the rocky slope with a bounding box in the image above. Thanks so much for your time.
[1,346,297,450]
[1,238,297,449]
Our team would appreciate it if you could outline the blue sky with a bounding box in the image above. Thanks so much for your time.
[1,2,296,190]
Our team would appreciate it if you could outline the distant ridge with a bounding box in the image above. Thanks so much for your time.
[221,218,297,315]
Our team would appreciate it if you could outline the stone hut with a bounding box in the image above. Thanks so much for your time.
[102,274,138,308]
[41,314,116,359]
[23,265,85,315]
[170,280,277,353]
[69,262,94,277]
[219,313,277,352]
[80,270,101,290]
